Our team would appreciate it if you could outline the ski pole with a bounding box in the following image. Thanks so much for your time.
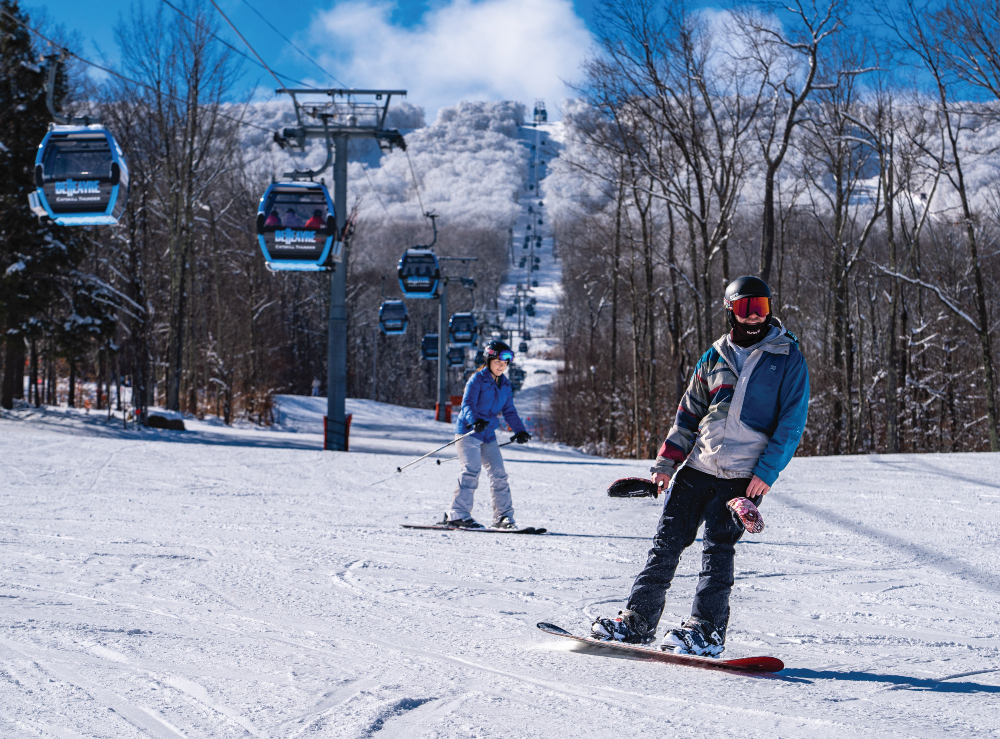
[396,429,477,473]
[435,438,516,465]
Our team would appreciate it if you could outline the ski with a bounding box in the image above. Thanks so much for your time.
[400,524,548,534]
[536,622,783,673]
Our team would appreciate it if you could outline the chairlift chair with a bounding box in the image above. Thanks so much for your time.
[29,125,129,225]
[421,334,439,360]
[256,181,336,271]
[378,300,408,335]
[397,248,441,298]
[447,347,465,367]
[448,313,478,347]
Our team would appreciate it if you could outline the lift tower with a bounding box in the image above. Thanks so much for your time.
[273,88,406,451]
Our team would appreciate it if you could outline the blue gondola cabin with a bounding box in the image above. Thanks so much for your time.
[256,182,337,271]
[29,125,129,226]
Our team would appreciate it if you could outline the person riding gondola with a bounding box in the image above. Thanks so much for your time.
[304,209,324,229]
[265,209,281,226]
[284,208,303,227]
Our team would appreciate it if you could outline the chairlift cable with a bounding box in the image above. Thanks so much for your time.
[404,148,427,218]
[159,0,317,89]
[239,0,348,89]
[0,8,274,135]
[361,164,391,217]
[207,0,287,94]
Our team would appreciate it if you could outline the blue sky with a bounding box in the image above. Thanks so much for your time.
[25,0,608,119]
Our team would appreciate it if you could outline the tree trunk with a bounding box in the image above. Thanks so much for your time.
[68,359,77,408]
[30,339,39,407]
[97,348,106,410]
[12,339,24,401]
[667,206,685,404]
[609,178,623,448]
[759,167,777,282]
[0,339,14,410]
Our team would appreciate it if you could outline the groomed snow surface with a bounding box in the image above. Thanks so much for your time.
[2,397,1000,738]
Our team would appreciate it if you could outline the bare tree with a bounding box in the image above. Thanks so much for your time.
[733,0,848,282]
[116,3,246,411]
[877,0,1000,451]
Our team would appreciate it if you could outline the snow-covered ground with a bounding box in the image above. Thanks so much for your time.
[2,397,999,737]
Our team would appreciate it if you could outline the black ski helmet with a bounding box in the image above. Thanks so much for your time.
[484,340,514,361]
[724,275,772,329]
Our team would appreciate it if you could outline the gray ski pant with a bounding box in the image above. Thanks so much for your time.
[449,435,514,524]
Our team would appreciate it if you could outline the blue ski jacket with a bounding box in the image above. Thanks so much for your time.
[454,367,527,443]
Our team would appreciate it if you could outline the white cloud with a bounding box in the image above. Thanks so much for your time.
[307,0,593,121]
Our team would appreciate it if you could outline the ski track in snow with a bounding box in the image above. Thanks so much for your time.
[2,398,1000,737]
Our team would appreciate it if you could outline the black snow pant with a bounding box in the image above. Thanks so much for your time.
[625,465,752,642]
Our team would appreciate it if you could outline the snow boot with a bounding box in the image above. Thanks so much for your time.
[493,516,517,530]
[661,621,725,657]
[590,610,655,645]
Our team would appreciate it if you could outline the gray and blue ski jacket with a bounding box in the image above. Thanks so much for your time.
[651,320,810,487]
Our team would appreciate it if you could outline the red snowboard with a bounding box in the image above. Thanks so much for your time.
[537,622,783,673]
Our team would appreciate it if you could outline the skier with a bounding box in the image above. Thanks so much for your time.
[442,340,531,529]
[591,276,809,656]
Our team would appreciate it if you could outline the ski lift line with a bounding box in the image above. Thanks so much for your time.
[158,0,318,90]
[404,148,427,218]
[207,0,287,94]
[361,164,391,217]
[238,0,348,89]
[0,8,275,135]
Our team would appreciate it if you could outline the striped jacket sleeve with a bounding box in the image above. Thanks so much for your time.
[650,348,714,477]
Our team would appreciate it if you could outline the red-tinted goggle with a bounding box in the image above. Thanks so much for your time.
[727,296,771,319]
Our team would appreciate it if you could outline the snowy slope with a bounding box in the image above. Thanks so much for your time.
[2,400,999,737]
[495,121,564,437]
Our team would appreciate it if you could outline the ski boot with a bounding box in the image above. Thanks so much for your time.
[591,610,655,645]
[661,620,725,657]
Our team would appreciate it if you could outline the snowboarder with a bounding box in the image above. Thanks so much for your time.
[591,276,809,656]
[443,340,531,529]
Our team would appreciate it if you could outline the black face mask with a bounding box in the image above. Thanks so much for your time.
[730,316,771,347]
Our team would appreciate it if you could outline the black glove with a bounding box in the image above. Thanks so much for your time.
[473,419,488,433]
[512,431,531,444]
[607,477,660,499]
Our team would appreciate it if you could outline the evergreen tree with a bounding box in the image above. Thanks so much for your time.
[0,0,93,408]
